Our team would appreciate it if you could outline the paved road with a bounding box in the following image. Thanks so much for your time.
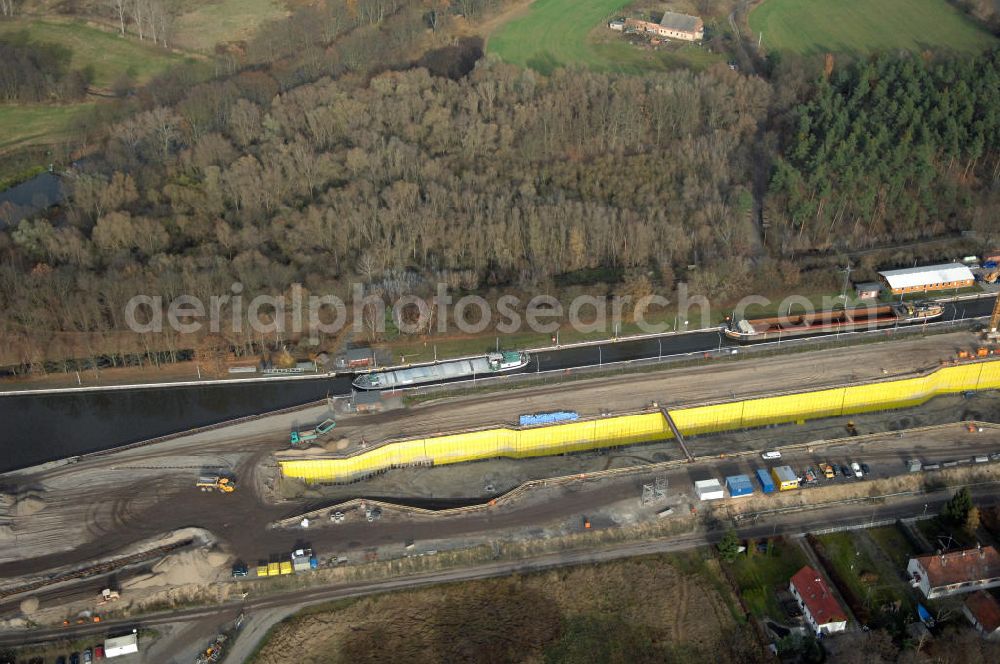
[5,483,998,657]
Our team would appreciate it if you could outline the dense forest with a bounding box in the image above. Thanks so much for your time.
[0,31,92,102]
[1,0,999,372]
[769,51,1000,254]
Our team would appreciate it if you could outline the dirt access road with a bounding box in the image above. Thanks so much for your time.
[0,334,986,606]
[6,482,1000,662]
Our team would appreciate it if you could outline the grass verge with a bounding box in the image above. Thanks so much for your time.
[726,537,808,618]
[749,0,997,55]
[172,0,287,52]
[0,19,189,89]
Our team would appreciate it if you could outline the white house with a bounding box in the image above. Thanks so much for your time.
[907,545,1000,599]
[789,565,848,636]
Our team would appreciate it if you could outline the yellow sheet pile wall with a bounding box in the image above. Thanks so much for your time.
[281,361,1000,483]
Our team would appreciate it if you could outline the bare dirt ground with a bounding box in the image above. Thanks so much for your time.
[249,554,749,664]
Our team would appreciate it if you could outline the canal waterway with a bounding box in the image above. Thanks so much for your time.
[0,297,993,473]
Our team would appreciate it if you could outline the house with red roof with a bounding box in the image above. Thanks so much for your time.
[789,565,849,636]
[963,591,1000,638]
[907,545,1000,599]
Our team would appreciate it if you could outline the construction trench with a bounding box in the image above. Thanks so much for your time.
[4,339,1000,656]
[280,360,1000,483]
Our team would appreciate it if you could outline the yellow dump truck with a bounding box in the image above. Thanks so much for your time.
[196,476,236,493]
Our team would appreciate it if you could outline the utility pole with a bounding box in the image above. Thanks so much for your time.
[840,261,853,301]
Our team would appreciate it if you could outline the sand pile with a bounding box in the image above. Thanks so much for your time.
[323,437,351,452]
[13,495,46,517]
[19,597,39,615]
[124,547,229,589]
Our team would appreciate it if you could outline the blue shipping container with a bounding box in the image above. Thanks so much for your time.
[726,474,754,497]
[519,411,579,426]
[755,468,776,494]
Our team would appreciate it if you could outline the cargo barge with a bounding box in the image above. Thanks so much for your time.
[725,301,943,342]
[352,350,530,390]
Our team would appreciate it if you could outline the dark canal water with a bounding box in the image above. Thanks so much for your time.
[0,298,994,473]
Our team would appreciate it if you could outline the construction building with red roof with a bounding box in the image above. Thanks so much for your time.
[789,565,849,636]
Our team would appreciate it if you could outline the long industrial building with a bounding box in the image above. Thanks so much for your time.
[878,263,975,294]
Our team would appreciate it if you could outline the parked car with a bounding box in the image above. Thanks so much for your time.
[70,653,80,664]
[761,450,782,460]
[231,563,249,578]
[94,645,104,659]
[55,657,66,664]
[860,463,870,475]
[851,462,863,478]
[840,464,852,478]
[83,648,93,664]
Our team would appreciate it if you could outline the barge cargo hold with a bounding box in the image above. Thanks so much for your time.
[352,351,530,390]
[724,301,943,342]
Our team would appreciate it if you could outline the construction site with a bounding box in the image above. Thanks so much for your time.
[3,298,1000,661]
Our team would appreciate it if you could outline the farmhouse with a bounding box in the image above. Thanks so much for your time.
[624,11,704,42]
[659,11,704,41]
[789,566,848,636]
[907,545,1000,599]
[963,590,1000,638]
[878,262,975,295]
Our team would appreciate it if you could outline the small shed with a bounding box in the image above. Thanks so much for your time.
[854,282,882,300]
[608,18,625,31]
[771,465,799,491]
[755,468,776,494]
[694,478,724,501]
[725,474,754,497]
[104,632,139,658]
[342,347,375,368]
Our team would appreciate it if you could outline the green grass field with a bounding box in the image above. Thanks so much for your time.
[727,539,809,618]
[489,0,722,74]
[0,19,191,151]
[749,0,998,55]
[173,0,287,52]
[0,19,189,89]
[0,103,95,150]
